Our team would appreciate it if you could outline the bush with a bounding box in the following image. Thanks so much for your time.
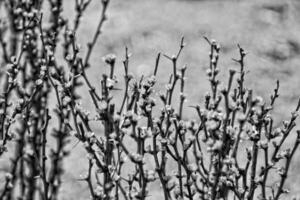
[0,0,299,200]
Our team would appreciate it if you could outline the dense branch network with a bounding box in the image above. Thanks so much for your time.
[0,1,299,200]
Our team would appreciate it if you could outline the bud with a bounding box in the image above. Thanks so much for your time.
[35,79,43,86]
[103,54,116,65]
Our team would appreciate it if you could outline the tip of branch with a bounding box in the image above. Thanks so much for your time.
[296,98,300,111]
[163,54,172,60]
[180,36,185,47]
[154,52,161,76]
[188,104,200,110]
[232,58,240,63]
[203,36,211,45]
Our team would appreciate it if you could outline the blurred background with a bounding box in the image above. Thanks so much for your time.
[70,0,300,118]
[2,0,299,199]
